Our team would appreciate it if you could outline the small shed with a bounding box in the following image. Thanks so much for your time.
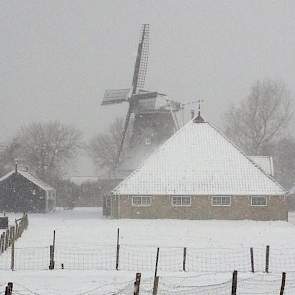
[0,168,56,213]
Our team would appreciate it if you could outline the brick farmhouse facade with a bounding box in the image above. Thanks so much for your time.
[111,116,287,220]
[110,195,287,220]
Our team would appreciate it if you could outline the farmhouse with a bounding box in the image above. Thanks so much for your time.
[111,115,287,220]
[0,167,56,213]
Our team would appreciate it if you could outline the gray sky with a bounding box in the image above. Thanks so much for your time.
[1,0,295,174]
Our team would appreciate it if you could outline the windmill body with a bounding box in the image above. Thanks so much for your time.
[100,25,182,214]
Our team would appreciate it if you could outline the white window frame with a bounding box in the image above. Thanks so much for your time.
[171,196,192,207]
[251,196,267,207]
[145,137,152,145]
[211,196,232,207]
[131,196,152,207]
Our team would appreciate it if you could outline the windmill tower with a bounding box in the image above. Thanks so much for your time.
[101,24,182,180]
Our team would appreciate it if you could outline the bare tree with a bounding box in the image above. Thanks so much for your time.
[224,79,293,155]
[5,121,82,184]
[0,141,21,176]
[88,117,131,174]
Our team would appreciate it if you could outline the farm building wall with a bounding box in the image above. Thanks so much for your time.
[111,195,288,221]
[0,173,48,213]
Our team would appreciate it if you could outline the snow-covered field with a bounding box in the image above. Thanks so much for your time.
[4,207,295,248]
[1,208,295,294]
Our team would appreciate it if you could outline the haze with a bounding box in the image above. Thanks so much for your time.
[1,0,295,174]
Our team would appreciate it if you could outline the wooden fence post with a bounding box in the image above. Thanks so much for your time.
[6,229,9,248]
[5,230,9,250]
[265,245,270,273]
[280,272,286,295]
[15,220,18,240]
[24,213,28,229]
[4,282,13,295]
[49,230,56,270]
[18,220,22,238]
[152,276,159,295]
[1,233,5,253]
[49,245,55,270]
[134,273,141,295]
[154,248,160,278]
[53,230,56,250]
[250,247,254,273]
[2,233,5,252]
[116,228,120,270]
[231,270,238,295]
[183,247,187,271]
[8,283,13,293]
[0,233,3,253]
[8,229,11,247]
[12,227,15,244]
[10,236,15,271]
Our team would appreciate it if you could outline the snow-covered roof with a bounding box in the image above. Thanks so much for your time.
[248,156,274,176]
[113,118,286,196]
[0,170,55,191]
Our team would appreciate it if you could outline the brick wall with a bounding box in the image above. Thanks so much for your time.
[111,195,288,220]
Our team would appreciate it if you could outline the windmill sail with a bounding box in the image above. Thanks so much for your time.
[131,24,149,94]
[101,89,130,105]
[116,24,150,165]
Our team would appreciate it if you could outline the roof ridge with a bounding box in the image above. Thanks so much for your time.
[18,170,55,191]
[0,170,14,182]
[0,169,55,191]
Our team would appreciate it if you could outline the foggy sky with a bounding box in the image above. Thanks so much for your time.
[1,0,295,175]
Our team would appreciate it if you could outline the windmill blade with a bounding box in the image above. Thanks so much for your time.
[101,89,130,105]
[132,91,158,101]
[116,104,133,166]
[131,24,149,94]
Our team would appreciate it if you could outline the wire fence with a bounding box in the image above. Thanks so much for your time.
[0,214,28,255]
[1,244,295,273]
[2,273,295,295]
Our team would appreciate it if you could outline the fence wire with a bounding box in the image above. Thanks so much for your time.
[55,246,116,270]
[3,273,295,295]
[238,273,295,295]
[2,244,295,273]
[0,246,49,271]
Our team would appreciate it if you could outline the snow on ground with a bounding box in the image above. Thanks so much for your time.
[1,208,295,294]
[7,207,295,249]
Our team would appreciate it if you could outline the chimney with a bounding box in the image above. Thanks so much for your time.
[15,159,18,174]
[191,109,195,119]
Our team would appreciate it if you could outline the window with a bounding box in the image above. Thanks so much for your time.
[251,196,267,206]
[131,196,152,207]
[145,137,152,145]
[211,196,231,206]
[171,196,192,207]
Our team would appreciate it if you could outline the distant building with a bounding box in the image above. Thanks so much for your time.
[0,167,56,213]
[248,156,274,176]
[0,144,7,154]
[287,185,295,210]
[111,115,287,220]
[70,176,106,207]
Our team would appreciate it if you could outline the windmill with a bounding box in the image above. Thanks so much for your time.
[101,24,182,176]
